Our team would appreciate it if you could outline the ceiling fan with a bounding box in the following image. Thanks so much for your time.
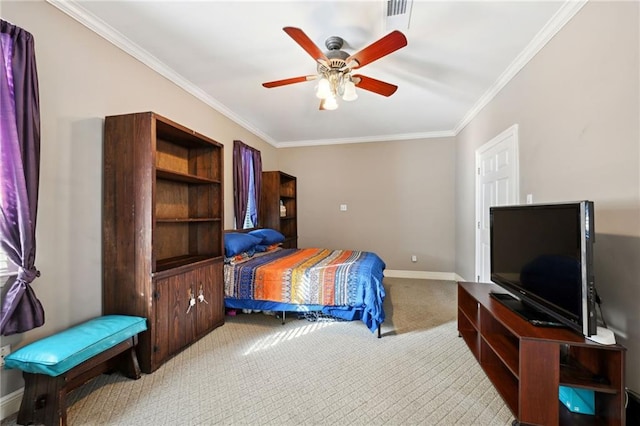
[262,27,408,110]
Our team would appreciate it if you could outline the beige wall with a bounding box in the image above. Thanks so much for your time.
[278,138,456,273]
[455,1,640,390]
[0,0,277,398]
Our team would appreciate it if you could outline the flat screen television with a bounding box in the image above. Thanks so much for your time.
[489,201,597,337]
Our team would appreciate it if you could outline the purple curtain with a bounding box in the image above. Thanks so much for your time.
[233,140,261,229]
[251,146,262,225]
[0,20,44,335]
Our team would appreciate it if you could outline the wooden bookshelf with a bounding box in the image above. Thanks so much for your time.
[259,171,297,248]
[103,112,225,373]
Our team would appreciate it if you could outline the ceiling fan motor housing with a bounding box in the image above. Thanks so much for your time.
[317,36,350,72]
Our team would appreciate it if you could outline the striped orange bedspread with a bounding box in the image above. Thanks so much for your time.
[224,247,386,332]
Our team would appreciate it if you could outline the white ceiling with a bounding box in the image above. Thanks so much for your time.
[50,1,585,147]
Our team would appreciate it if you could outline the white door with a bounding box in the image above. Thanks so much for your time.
[475,125,520,283]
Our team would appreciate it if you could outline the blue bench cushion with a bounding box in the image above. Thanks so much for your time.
[4,315,147,377]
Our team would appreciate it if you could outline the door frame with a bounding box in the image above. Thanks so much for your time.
[474,124,520,282]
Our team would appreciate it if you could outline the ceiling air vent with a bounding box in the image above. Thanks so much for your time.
[386,0,413,30]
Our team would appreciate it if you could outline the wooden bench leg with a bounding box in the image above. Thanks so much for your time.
[111,346,142,380]
[17,373,67,426]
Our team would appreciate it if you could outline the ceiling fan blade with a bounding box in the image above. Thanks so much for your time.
[353,75,398,97]
[262,75,317,88]
[283,27,328,63]
[347,30,407,69]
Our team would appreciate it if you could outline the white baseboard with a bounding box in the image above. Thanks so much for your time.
[384,270,460,281]
[454,273,467,282]
[1,387,23,421]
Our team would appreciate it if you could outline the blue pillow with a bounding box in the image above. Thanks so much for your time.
[224,232,262,257]
[249,228,285,245]
[254,244,269,253]
[254,243,282,253]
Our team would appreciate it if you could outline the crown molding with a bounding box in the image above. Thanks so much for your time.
[45,0,278,147]
[275,129,456,148]
[453,0,588,135]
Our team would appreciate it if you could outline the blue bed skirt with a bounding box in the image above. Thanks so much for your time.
[224,299,366,322]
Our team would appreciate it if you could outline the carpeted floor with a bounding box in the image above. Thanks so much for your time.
[2,278,514,425]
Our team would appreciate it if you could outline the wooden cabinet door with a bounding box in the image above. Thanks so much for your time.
[153,261,223,369]
[154,272,197,368]
[194,261,224,337]
[209,261,224,327]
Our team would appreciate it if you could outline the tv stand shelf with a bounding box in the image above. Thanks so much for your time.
[458,282,625,425]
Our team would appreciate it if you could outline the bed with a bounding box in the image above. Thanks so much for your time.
[223,229,386,337]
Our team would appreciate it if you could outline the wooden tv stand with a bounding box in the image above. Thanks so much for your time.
[458,282,625,425]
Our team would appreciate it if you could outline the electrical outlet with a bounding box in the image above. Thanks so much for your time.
[411,255,417,263]
[0,344,10,368]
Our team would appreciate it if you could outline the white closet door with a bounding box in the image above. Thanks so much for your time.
[475,125,519,283]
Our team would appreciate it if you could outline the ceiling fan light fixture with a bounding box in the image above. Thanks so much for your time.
[322,95,338,110]
[342,79,358,101]
[315,76,331,99]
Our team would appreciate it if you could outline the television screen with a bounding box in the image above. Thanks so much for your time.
[490,201,596,336]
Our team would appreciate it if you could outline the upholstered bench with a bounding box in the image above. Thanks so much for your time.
[4,315,147,426]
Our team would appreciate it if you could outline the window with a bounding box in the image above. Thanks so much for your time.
[0,240,18,278]
[0,190,17,278]
[233,140,262,230]
[242,156,257,228]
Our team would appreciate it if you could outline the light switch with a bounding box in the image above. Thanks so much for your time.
[340,204,347,211]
